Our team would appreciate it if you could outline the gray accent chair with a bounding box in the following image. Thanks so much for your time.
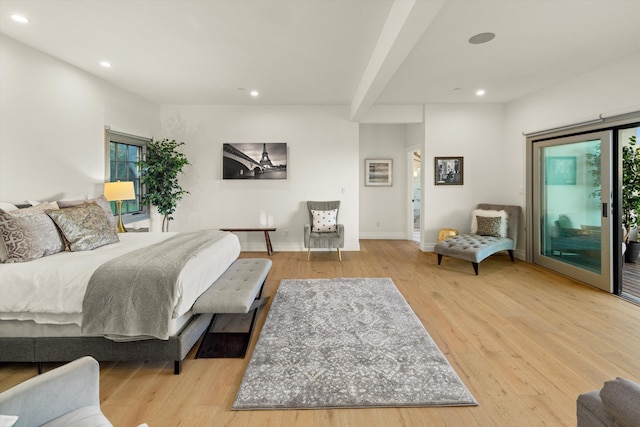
[304,201,344,261]
[0,356,116,427]
[434,203,522,275]
[577,377,640,427]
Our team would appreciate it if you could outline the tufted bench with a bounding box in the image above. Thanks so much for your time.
[193,258,272,358]
[434,203,521,275]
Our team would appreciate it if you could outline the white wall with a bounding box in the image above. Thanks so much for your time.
[359,124,408,239]
[422,104,508,251]
[3,33,637,259]
[505,52,640,203]
[159,105,360,252]
[0,35,159,203]
[505,52,640,256]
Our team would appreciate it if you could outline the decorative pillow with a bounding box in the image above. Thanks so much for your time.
[475,216,503,237]
[57,195,117,233]
[0,203,19,263]
[311,209,338,233]
[0,202,18,212]
[0,203,66,263]
[470,209,508,237]
[46,203,119,251]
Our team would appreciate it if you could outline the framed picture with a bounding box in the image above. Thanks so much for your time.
[435,157,463,185]
[365,159,393,186]
[545,156,576,185]
[223,142,287,179]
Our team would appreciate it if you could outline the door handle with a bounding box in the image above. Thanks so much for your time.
[602,203,608,218]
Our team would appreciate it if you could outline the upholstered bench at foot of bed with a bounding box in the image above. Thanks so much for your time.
[434,234,515,275]
[193,258,272,358]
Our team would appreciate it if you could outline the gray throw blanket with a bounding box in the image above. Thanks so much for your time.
[82,230,228,340]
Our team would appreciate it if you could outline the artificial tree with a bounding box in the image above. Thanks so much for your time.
[622,135,640,262]
[138,139,190,232]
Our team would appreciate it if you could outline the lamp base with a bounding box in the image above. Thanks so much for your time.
[116,200,127,233]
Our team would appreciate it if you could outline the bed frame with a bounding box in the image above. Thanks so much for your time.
[0,313,213,375]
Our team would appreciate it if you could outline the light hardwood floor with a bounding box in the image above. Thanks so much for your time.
[2,240,639,426]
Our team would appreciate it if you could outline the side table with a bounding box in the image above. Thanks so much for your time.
[220,228,276,255]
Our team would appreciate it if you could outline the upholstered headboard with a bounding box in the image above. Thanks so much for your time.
[477,203,522,245]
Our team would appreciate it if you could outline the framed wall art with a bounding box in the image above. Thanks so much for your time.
[223,142,287,180]
[434,156,463,185]
[365,159,393,186]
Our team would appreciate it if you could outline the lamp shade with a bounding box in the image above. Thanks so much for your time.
[103,181,135,201]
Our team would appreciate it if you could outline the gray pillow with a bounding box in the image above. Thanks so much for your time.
[0,203,66,263]
[47,203,119,251]
[599,377,640,427]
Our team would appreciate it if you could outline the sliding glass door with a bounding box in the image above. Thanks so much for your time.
[533,131,612,291]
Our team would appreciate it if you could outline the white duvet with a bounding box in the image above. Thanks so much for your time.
[0,231,240,326]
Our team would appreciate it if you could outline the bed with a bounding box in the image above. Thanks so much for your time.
[0,199,241,374]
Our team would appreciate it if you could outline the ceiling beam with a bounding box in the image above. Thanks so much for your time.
[350,0,446,122]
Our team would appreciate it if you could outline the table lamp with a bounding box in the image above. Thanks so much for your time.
[103,181,136,233]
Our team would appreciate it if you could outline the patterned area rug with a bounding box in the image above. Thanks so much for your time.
[232,278,477,410]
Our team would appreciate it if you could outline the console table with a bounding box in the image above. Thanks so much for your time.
[220,228,276,255]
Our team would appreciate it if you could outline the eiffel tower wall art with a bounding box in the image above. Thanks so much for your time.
[223,142,288,180]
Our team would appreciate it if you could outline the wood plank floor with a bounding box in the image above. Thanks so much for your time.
[2,240,640,426]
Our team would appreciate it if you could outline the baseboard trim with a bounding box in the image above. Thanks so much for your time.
[359,232,407,240]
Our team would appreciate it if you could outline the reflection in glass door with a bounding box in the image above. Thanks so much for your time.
[533,131,612,292]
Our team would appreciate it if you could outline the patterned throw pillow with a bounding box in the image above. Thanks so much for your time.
[470,209,508,237]
[57,195,118,233]
[47,202,119,251]
[475,216,503,237]
[0,203,66,263]
[311,209,338,233]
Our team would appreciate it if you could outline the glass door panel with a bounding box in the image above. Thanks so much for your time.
[533,131,612,292]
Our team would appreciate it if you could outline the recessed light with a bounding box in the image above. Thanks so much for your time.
[100,61,112,68]
[250,90,259,97]
[469,32,495,45]
[476,89,486,96]
[11,14,29,24]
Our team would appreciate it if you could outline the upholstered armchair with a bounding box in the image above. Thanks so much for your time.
[0,356,112,427]
[304,201,344,261]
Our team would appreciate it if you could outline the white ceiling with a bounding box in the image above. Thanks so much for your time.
[1,0,639,119]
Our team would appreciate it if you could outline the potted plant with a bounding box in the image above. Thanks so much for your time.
[138,139,190,232]
[622,135,640,263]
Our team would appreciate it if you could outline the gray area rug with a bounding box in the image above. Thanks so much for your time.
[232,277,477,410]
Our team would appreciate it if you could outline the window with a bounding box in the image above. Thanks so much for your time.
[106,129,150,222]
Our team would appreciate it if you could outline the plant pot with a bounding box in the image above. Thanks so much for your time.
[625,241,640,263]
[149,206,164,232]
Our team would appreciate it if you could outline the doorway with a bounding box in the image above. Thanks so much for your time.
[409,149,421,242]
[532,130,613,292]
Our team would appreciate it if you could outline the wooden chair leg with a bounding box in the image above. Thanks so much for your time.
[472,262,479,275]
[338,248,342,261]
[437,254,443,265]
[508,250,515,262]
[307,248,311,261]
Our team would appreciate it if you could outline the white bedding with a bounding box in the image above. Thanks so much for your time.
[0,231,241,327]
